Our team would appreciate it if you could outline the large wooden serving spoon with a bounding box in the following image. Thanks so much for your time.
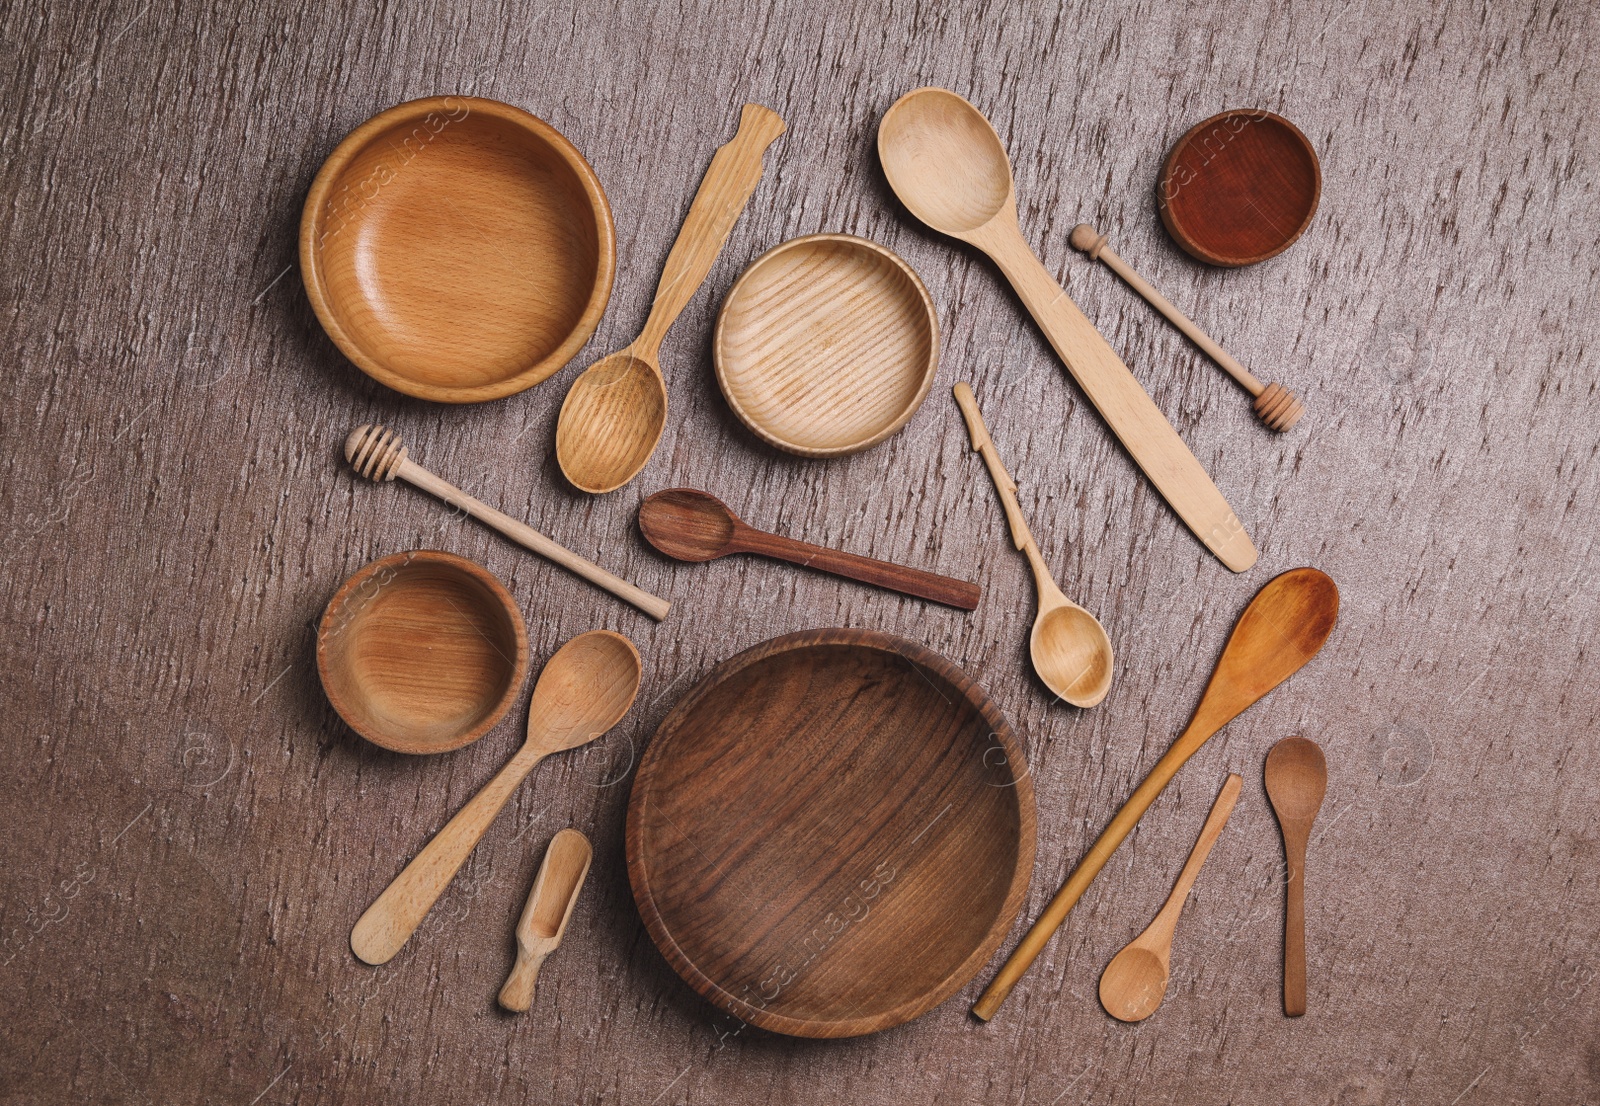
[555,104,785,494]
[638,487,981,609]
[1099,773,1242,1022]
[877,88,1255,573]
[972,567,1338,1021]
[953,383,1112,707]
[350,631,641,966]
[1265,735,1328,1016]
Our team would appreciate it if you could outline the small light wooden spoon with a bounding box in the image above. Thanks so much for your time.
[350,631,641,966]
[878,88,1255,573]
[638,487,981,609]
[499,828,592,1012]
[1265,735,1327,1016]
[1069,223,1304,431]
[555,104,785,494]
[953,383,1112,707]
[1099,773,1242,1022]
[973,567,1339,1021]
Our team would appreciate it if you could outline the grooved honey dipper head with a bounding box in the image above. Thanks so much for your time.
[1253,382,1305,432]
[345,424,407,480]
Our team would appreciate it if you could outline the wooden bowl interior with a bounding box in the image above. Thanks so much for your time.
[304,99,613,401]
[627,632,1032,1037]
[1160,110,1320,267]
[318,553,527,754]
[716,235,938,456]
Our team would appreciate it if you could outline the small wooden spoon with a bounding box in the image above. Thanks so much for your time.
[972,567,1338,1021]
[1099,773,1242,1022]
[499,828,592,1012]
[638,488,981,610]
[350,631,641,966]
[1265,736,1327,1016]
[555,105,785,494]
[953,384,1112,706]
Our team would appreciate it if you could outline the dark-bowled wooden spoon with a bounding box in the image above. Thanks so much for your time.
[973,566,1339,1021]
[638,488,980,610]
[1265,736,1327,1016]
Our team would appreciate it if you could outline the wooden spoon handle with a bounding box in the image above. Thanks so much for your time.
[635,104,786,356]
[1151,773,1242,936]
[737,528,980,610]
[970,218,1256,572]
[350,748,542,965]
[1283,830,1309,1015]
[498,946,550,1012]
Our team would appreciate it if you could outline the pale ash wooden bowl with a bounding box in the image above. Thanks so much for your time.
[300,96,615,403]
[714,234,939,457]
[316,550,530,754]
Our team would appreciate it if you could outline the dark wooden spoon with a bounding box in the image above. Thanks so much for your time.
[1265,736,1327,1016]
[638,488,980,610]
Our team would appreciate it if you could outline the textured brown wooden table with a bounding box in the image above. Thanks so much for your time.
[3,1,1597,1102]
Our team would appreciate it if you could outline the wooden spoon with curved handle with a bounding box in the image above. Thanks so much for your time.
[556,104,786,494]
[972,567,1338,1021]
[1069,224,1303,431]
[1099,773,1242,1022]
[350,631,641,966]
[1265,736,1327,1016]
[952,383,1113,706]
[877,88,1255,573]
[499,828,592,1012]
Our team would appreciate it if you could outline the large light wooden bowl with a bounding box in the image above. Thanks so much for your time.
[626,629,1034,1037]
[714,234,939,456]
[316,550,530,754]
[300,97,615,403]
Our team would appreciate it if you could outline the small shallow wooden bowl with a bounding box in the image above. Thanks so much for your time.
[300,96,615,403]
[714,234,939,457]
[1158,109,1321,267]
[316,550,530,754]
[626,628,1034,1037]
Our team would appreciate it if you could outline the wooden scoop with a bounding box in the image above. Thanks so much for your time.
[638,487,981,610]
[953,383,1112,706]
[1099,773,1242,1022]
[877,88,1256,573]
[972,567,1338,1021]
[350,631,641,966]
[1265,736,1327,1016]
[499,828,592,1012]
[1069,223,1304,431]
[555,105,785,494]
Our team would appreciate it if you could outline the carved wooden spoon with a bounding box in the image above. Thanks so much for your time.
[973,567,1339,1021]
[1265,735,1327,1016]
[351,631,641,966]
[1099,773,1241,1022]
[555,105,785,494]
[638,487,981,609]
[499,828,592,1012]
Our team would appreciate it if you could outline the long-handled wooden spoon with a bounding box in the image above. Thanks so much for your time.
[1099,773,1242,1022]
[555,104,785,494]
[499,828,592,1012]
[953,383,1113,706]
[345,425,669,621]
[1265,735,1327,1016]
[1069,223,1304,431]
[350,631,641,966]
[877,88,1256,573]
[638,487,981,610]
[972,567,1338,1021]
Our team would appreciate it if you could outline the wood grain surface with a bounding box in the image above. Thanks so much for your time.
[1,0,1597,1102]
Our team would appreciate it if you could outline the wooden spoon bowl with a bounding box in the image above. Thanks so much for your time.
[300,96,615,402]
[627,629,1034,1037]
[316,550,529,754]
[715,234,939,456]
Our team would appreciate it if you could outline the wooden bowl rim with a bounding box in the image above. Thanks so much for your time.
[625,627,1035,1037]
[1157,108,1321,268]
[315,549,530,755]
[713,233,940,458]
[298,96,617,404]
